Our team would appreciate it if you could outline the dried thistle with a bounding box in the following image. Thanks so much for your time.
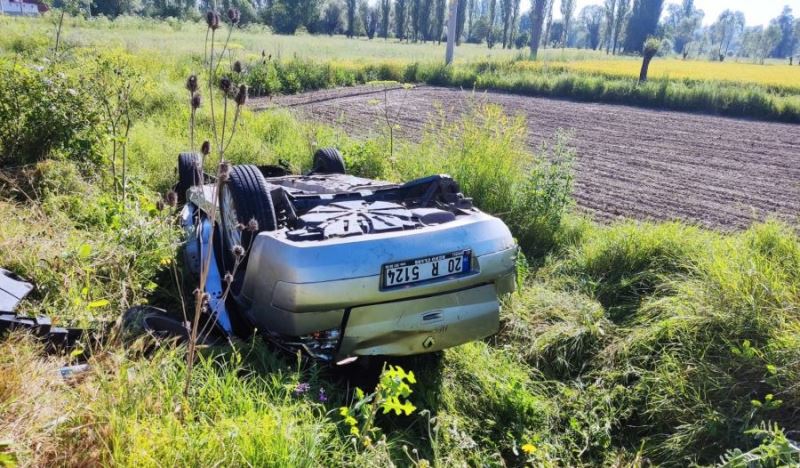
[201,140,211,156]
[219,76,232,94]
[232,245,245,258]
[156,199,165,211]
[186,75,198,93]
[165,190,178,207]
[246,218,259,232]
[232,60,242,74]
[206,11,220,30]
[191,93,202,109]
[218,161,231,182]
[227,8,240,24]
[224,272,234,284]
[234,84,247,106]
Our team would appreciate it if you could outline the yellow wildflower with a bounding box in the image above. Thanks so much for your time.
[521,443,537,455]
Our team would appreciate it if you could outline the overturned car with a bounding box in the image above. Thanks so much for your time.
[176,148,517,364]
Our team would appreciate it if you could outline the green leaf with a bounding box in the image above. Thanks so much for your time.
[399,400,417,415]
[87,299,110,308]
[77,243,92,259]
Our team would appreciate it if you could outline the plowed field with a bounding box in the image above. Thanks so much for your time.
[252,86,800,229]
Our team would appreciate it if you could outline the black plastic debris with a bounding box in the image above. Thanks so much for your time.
[0,268,88,352]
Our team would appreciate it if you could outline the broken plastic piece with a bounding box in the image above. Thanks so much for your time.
[0,268,34,313]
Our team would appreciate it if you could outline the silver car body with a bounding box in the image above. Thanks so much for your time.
[184,172,517,361]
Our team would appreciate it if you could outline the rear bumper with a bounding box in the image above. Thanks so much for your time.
[271,247,517,313]
[242,246,516,338]
[338,283,501,357]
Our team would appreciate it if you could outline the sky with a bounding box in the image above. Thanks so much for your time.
[521,0,795,27]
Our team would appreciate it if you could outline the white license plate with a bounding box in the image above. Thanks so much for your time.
[381,250,471,289]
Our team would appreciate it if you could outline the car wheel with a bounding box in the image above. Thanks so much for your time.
[176,152,203,204]
[218,164,277,273]
[312,147,346,174]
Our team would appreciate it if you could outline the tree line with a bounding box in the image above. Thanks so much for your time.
[87,0,800,62]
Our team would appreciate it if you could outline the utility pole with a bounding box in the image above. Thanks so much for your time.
[445,0,458,64]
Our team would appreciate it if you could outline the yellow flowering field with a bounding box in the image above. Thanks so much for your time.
[554,58,800,92]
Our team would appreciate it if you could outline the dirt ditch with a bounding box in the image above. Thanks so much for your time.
[251,85,800,229]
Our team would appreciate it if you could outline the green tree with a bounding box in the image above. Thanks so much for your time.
[499,0,512,48]
[559,0,576,48]
[466,0,476,42]
[663,0,704,56]
[603,0,616,53]
[580,4,604,50]
[487,0,497,47]
[91,0,140,17]
[345,0,356,36]
[266,0,321,34]
[414,0,431,41]
[623,0,663,53]
[794,18,800,62]
[361,2,379,38]
[322,1,342,35]
[771,6,795,58]
[741,23,781,64]
[712,9,745,61]
[638,36,660,81]
[542,0,554,48]
[394,0,407,39]
[433,0,446,43]
[612,0,629,53]
[456,0,467,44]
[528,0,547,57]
[759,22,783,62]
[380,0,390,38]
[507,0,521,49]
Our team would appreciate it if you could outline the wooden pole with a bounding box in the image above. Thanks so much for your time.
[445,0,458,65]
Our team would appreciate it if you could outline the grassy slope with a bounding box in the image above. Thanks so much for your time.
[1,16,800,468]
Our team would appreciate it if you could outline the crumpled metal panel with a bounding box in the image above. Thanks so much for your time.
[0,268,33,313]
[287,200,421,241]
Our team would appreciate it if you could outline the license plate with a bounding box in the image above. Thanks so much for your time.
[381,250,471,289]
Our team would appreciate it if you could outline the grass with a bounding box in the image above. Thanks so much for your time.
[1,12,800,468]
[1,14,526,64]
[3,15,799,122]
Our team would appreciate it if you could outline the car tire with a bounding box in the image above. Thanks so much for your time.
[312,147,346,174]
[121,305,188,341]
[176,152,203,204]
[218,164,277,273]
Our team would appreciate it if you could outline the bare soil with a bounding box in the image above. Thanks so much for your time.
[251,85,800,229]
